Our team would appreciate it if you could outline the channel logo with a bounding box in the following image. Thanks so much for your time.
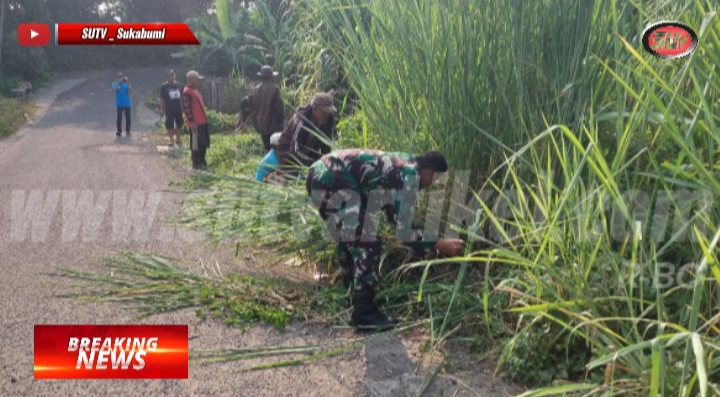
[18,23,50,47]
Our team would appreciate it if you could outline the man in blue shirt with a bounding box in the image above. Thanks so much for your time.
[256,132,281,182]
[112,72,133,137]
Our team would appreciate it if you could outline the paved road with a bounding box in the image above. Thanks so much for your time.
[0,67,519,397]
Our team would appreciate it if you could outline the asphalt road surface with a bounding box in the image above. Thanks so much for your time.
[0,67,521,397]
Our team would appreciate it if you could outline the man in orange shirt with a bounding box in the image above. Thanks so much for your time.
[182,70,211,170]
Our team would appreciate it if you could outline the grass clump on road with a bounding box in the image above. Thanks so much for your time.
[0,97,35,139]
[58,252,303,331]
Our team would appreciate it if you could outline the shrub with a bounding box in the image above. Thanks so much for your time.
[0,97,35,139]
[1,33,52,93]
[205,110,237,134]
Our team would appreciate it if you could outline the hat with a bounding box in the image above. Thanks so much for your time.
[311,92,337,114]
[117,72,124,77]
[270,132,282,146]
[166,69,175,75]
[186,70,204,79]
[257,65,279,77]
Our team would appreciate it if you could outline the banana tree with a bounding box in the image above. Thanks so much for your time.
[248,0,298,80]
[174,9,267,76]
[215,0,232,40]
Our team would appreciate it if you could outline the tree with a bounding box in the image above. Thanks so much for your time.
[248,0,297,79]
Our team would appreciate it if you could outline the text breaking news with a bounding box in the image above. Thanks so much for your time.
[34,325,188,379]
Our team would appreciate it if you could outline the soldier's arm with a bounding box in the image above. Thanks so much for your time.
[384,177,436,252]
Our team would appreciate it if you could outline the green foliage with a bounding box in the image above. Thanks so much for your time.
[0,97,35,139]
[502,323,591,386]
[215,0,233,40]
[0,34,51,93]
[205,110,237,134]
[204,131,265,177]
[174,5,272,77]
[205,274,294,331]
[300,0,630,179]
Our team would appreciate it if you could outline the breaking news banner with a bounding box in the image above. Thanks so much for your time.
[54,23,200,45]
[34,325,188,379]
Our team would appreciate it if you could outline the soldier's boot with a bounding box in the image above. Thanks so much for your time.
[348,289,398,330]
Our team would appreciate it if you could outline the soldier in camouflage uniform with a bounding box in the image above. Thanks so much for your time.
[306,149,465,329]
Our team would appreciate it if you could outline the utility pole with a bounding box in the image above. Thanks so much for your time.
[0,0,6,65]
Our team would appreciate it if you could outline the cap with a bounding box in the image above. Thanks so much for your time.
[166,69,175,75]
[270,132,282,146]
[186,70,204,79]
[311,92,337,114]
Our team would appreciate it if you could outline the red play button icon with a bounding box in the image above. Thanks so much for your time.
[18,23,50,46]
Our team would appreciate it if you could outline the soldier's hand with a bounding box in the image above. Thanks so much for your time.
[435,238,465,256]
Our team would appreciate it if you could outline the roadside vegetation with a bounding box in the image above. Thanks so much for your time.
[54,0,720,395]
[0,97,35,139]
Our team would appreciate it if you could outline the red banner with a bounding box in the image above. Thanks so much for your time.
[55,23,200,45]
[34,325,188,379]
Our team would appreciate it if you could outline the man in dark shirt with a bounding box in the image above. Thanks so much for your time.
[252,65,285,152]
[276,92,337,172]
[159,69,184,146]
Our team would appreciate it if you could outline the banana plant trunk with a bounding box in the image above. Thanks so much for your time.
[216,0,232,41]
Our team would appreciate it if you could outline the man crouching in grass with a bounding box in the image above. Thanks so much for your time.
[256,132,283,183]
[306,149,465,330]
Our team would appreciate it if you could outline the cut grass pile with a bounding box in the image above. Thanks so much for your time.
[58,252,303,331]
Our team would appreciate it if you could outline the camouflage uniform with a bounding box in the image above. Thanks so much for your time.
[306,149,436,291]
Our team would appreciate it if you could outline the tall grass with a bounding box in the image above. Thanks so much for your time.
[296,0,652,178]
[289,0,720,394]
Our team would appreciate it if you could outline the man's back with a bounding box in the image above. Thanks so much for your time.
[182,85,207,125]
[277,104,335,167]
[252,82,284,135]
[317,149,418,191]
